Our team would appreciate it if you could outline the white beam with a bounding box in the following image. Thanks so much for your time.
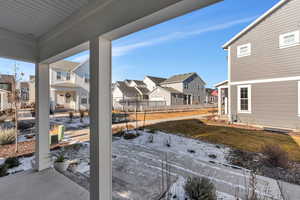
[35,63,51,171]
[0,28,37,63]
[218,88,222,115]
[89,37,112,200]
[38,0,221,62]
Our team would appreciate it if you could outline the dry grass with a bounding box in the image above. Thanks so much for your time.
[146,119,300,162]
[127,108,217,121]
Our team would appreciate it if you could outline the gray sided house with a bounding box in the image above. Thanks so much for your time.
[223,0,300,129]
[159,72,206,105]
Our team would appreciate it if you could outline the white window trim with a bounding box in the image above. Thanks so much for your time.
[279,30,300,49]
[237,85,252,114]
[298,81,300,117]
[237,43,251,58]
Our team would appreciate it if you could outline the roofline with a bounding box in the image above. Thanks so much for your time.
[222,0,290,49]
[71,58,89,73]
[161,72,206,85]
[214,80,228,88]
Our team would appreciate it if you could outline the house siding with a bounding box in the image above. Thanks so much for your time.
[230,0,300,82]
[143,77,157,91]
[149,87,171,105]
[161,82,183,92]
[231,81,300,129]
[183,76,206,104]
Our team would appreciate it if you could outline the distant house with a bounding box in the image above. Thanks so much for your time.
[50,60,90,111]
[205,88,218,104]
[0,89,10,111]
[112,81,139,105]
[222,0,300,129]
[149,86,184,106]
[156,72,206,105]
[0,74,15,111]
[20,82,29,102]
[28,75,35,104]
[143,76,166,91]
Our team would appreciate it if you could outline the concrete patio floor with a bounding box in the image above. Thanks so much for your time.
[0,169,89,200]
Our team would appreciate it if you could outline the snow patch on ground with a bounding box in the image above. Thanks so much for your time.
[116,130,229,164]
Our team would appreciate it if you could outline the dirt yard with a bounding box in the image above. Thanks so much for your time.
[125,107,217,121]
[146,119,300,162]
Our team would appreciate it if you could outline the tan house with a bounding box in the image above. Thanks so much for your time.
[223,0,300,129]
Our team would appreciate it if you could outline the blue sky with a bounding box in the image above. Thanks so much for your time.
[0,0,279,87]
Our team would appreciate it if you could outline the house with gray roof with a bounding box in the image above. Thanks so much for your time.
[154,72,206,105]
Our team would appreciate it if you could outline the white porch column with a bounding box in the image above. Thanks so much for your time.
[35,63,51,171]
[218,88,222,115]
[89,37,112,200]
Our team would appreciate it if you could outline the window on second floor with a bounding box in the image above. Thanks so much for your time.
[56,72,62,80]
[81,97,88,104]
[237,43,251,58]
[66,72,71,80]
[279,30,300,49]
[184,83,188,89]
[84,73,89,83]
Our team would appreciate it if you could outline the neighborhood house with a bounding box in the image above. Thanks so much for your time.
[221,0,300,129]
[0,74,15,112]
[112,72,206,107]
[50,60,90,111]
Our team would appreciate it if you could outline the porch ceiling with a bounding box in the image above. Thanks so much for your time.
[0,0,222,63]
[0,0,91,38]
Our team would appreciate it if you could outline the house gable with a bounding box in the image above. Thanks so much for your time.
[227,0,300,82]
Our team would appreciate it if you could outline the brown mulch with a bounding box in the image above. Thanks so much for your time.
[0,140,73,159]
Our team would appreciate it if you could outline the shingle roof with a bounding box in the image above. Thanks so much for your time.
[132,80,146,87]
[136,87,150,95]
[161,72,196,84]
[116,81,139,97]
[146,76,166,85]
[50,60,80,71]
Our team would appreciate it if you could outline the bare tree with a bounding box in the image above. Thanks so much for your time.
[12,62,24,153]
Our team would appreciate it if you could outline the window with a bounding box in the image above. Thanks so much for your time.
[279,31,300,49]
[56,72,62,80]
[66,72,71,80]
[237,43,251,58]
[84,73,89,83]
[184,83,188,89]
[81,97,88,104]
[238,85,251,113]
